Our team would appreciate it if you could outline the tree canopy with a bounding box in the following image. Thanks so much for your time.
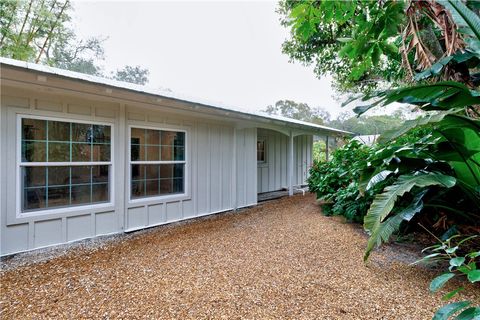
[262,100,406,135]
[278,0,480,93]
[0,0,150,85]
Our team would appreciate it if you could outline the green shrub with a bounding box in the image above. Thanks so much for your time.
[308,140,373,222]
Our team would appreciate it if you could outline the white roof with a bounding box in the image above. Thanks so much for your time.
[0,57,351,135]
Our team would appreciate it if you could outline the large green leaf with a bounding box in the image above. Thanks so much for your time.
[433,301,472,320]
[437,0,480,52]
[378,112,452,143]
[364,172,456,261]
[430,273,456,292]
[351,82,480,116]
[455,307,480,320]
[365,189,427,258]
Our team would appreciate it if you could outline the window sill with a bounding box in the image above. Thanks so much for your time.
[127,193,190,206]
[14,202,115,222]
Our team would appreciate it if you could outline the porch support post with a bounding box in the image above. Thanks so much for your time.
[325,135,330,161]
[288,130,294,196]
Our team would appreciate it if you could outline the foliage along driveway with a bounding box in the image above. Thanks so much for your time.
[1,194,479,319]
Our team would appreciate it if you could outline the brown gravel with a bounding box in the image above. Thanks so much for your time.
[1,194,479,319]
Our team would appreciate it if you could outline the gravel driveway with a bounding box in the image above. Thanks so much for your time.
[1,194,479,319]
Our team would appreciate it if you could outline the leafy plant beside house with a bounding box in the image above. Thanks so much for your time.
[307,140,375,222]
[413,234,480,320]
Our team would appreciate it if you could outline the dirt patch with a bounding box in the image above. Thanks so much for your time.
[1,194,479,319]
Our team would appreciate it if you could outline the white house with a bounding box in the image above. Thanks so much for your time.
[0,58,350,256]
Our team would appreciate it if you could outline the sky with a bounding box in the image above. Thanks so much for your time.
[72,1,350,118]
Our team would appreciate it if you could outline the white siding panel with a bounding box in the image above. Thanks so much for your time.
[148,204,165,225]
[128,206,147,229]
[210,126,222,213]
[2,224,29,254]
[66,215,91,242]
[182,200,195,219]
[235,128,257,207]
[34,219,63,248]
[196,124,209,215]
[166,201,182,221]
[95,211,117,235]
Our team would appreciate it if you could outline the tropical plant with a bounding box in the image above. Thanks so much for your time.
[343,0,480,261]
[413,233,480,320]
[308,140,375,222]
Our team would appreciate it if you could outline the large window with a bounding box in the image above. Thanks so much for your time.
[20,117,112,213]
[130,127,185,199]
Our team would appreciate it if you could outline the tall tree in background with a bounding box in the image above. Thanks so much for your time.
[112,65,150,85]
[0,0,150,84]
[263,100,328,124]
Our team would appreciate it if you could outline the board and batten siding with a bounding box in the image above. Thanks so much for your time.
[257,128,313,193]
[0,87,257,255]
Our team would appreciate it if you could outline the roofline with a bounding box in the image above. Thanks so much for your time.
[0,57,353,136]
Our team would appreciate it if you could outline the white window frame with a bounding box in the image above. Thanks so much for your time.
[16,114,115,218]
[128,124,188,204]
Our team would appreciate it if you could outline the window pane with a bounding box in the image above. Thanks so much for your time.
[161,131,176,146]
[48,142,70,162]
[92,144,110,162]
[21,165,110,212]
[174,146,184,161]
[160,179,173,194]
[173,164,184,178]
[47,186,70,208]
[48,166,70,186]
[131,164,145,180]
[22,118,46,140]
[146,146,160,161]
[146,180,159,196]
[71,123,92,143]
[173,178,184,193]
[92,165,109,183]
[131,128,145,145]
[160,164,173,178]
[72,143,91,162]
[145,164,159,180]
[23,167,46,188]
[131,144,145,161]
[146,129,160,145]
[93,125,111,143]
[71,185,91,205]
[174,132,185,146]
[161,146,173,161]
[71,166,91,184]
[48,121,70,141]
[131,181,145,198]
[92,184,109,203]
[23,188,46,211]
[22,141,46,162]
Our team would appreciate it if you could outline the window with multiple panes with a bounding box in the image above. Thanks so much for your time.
[130,127,185,199]
[20,117,112,212]
[257,139,266,163]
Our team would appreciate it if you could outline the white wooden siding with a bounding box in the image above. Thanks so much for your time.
[0,88,257,255]
[257,129,313,193]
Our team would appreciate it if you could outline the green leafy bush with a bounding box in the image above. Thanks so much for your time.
[414,234,480,320]
[308,140,373,222]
